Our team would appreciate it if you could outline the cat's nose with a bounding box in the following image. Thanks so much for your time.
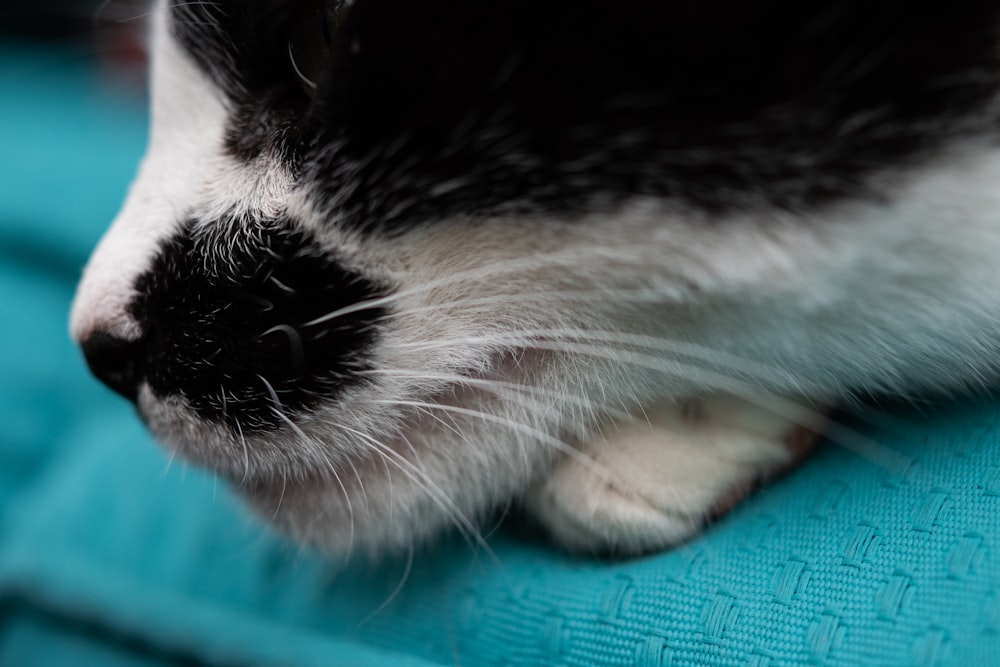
[80,332,145,403]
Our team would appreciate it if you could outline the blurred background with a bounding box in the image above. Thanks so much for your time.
[0,3,158,664]
[1,0,149,86]
[0,0,150,493]
[0,0,150,275]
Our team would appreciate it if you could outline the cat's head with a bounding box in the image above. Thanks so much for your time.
[70,0,1000,554]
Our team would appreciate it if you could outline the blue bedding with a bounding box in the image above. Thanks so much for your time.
[2,44,999,666]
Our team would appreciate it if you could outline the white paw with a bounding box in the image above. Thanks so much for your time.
[525,396,821,555]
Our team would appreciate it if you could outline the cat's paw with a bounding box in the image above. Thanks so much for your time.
[525,396,821,555]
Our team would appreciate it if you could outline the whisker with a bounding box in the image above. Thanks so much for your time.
[344,454,370,513]
[259,324,306,373]
[91,0,114,27]
[272,407,356,556]
[219,385,228,422]
[288,41,318,91]
[303,244,671,328]
[156,2,226,28]
[384,335,910,473]
[162,449,178,477]
[233,418,250,485]
[379,446,394,526]
[393,326,805,391]
[273,469,288,519]
[333,422,498,561]
[361,368,631,428]
[257,374,284,413]
[356,545,414,627]
[268,275,297,294]
[372,398,615,484]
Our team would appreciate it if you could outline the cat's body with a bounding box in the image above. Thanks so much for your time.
[72,0,1000,555]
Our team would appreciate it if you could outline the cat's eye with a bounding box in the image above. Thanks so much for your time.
[287,0,350,96]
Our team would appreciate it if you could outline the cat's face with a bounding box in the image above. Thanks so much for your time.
[71,0,1000,554]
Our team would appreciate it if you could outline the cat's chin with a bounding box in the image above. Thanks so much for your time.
[134,348,555,554]
[224,387,509,557]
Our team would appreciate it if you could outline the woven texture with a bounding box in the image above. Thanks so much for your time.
[2,45,999,667]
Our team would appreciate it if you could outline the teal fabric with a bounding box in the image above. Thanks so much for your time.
[2,44,1000,667]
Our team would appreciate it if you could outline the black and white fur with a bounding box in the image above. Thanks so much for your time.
[72,0,1000,556]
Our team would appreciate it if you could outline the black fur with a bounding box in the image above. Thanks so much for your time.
[171,0,1000,233]
[128,217,387,430]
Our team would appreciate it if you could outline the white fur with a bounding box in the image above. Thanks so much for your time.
[71,0,1000,555]
[527,396,819,552]
[71,7,293,342]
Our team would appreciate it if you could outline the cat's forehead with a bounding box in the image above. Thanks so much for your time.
[161,0,1000,234]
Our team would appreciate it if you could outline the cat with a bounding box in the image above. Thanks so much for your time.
[71,0,1000,556]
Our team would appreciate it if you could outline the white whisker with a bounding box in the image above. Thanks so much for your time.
[288,42,318,91]
[233,418,250,485]
[270,406,356,554]
[260,324,306,371]
[385,335,909,473]
[303,244,670,328]
[273,469,287,519]
[356,545,414,627]
[372,398,615,484]
[393,325,805,390]
[333,422,498,561]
